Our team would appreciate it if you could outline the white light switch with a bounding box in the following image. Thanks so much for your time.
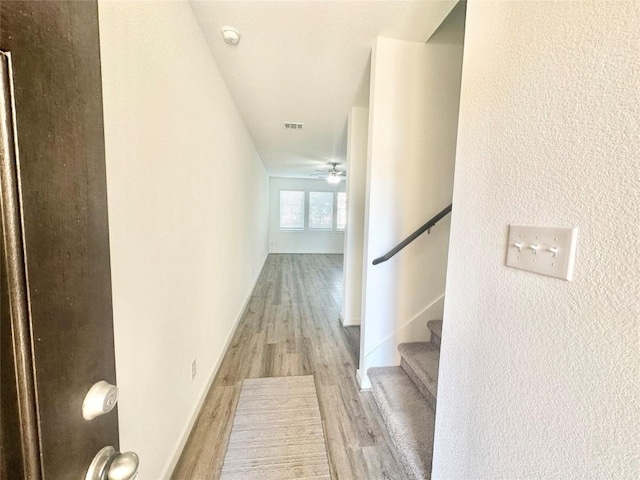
[506,225,578,281]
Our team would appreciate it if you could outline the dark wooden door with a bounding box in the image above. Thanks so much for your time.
[0,2,119,479]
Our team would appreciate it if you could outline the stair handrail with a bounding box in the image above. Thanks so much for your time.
[372,204,452,265]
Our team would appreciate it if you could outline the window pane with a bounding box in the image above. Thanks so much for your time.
[309,192,333,230]
[337,192,347,231]
[279,191,305,230]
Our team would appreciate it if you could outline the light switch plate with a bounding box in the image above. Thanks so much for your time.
[506,225,578,281]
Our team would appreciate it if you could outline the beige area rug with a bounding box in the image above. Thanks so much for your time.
[220,375,331,479]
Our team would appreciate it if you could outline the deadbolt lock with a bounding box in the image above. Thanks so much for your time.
[82,381,119,420]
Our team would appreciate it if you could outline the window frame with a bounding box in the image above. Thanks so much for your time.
[278,188,346,232]
[279,190,306,231]
[336,191,347,231]
[308,191,334,231]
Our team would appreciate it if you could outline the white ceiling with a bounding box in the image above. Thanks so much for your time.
[189,1,458,178]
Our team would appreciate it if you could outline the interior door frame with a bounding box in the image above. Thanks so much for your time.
[0,50,42,480]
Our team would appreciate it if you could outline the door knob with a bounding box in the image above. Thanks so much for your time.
[86,446,139,480]
[107,452,139,480]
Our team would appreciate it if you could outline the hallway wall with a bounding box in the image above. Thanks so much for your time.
[98,2,268,478]
[359,31,464,386]
[341,107,369,326]
[433,1,640,478]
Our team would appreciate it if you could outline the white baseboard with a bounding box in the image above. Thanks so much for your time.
[268,246,345,254]
[356,368,371,391]
[340,313,361,327]
[160,254,268,479]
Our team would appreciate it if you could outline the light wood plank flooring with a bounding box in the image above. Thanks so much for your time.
[171,254,408,480]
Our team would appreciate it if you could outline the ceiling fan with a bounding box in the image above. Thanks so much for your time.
[311,162,346,184]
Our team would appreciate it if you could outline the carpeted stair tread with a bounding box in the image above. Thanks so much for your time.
[398,342,439,407]
[427,320,442,346]
[368,366,435,480]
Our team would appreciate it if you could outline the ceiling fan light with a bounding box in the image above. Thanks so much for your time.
[327,174,341,184]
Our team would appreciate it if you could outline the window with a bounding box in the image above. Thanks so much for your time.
[278,189,346,232]
[279,191,305,230]
[308,192,333,230]
[336,192,347,231]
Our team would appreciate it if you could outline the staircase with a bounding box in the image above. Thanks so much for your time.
[367,319,442,480]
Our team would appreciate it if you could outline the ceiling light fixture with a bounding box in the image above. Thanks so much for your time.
[221,27,241,45]
[327,173,341,184]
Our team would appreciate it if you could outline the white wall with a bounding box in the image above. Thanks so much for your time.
[269,177,345,254]
[341,107,368,326]
[98,2,269,478]
[433,2,640,478]
[358,33,464,386]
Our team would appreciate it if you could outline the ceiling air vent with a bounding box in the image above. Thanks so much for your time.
[283,122,304,130]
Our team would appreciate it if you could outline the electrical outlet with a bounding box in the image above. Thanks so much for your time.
[191,358,197,380]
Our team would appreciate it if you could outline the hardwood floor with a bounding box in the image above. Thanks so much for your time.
[171,254,408,480]
[343,325,361,360]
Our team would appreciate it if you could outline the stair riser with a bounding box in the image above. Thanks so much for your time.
[426,320,442,348]
[368,366,434,480]
[371,388,428,480]
[371,386,430,480]
[401,357,436,410]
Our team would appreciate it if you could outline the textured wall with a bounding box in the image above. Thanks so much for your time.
[98,2,269,478]
[359,34,463,385]
[433,2,640,478]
